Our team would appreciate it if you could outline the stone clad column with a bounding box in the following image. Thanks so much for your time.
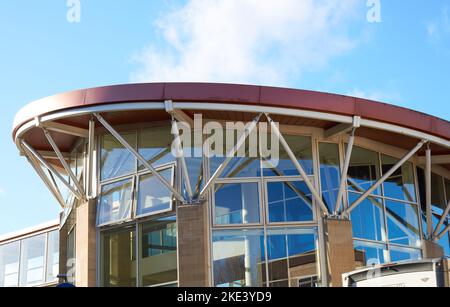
[324,218,356,287]
[422,240,444,259]
[75,199,97,287]
[177,202,210,287]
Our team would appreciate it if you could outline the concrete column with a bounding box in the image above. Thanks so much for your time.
[325,218,356,287]
[443,259,450,287]
[422,240,444,259]
[177,203,210,287]
[75,199,97,287]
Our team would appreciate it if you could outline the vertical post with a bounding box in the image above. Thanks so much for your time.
[87,117,95,199]
[334,130,355,215]
[426,146,433,239]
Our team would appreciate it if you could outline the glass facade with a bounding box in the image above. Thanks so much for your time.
[0,230,59,287]
[348,148,422,267]
[94,123,450,287]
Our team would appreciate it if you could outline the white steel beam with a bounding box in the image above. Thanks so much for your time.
[325,116,361,139]
[200,113,262,199]
[334,129,356,215]
[21,140,84,200]
[426,147,433,238]
[436,224,450,241]
[343,139,427,217]
[171,119,194,200]
[87,117,95,199]
[35,117,89,138]
[94,113,186,203]
[43,129,86,198]
[266,114,330,215]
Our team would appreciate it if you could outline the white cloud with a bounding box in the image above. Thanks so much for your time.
[130,0,360,86]
[427,6,450,42]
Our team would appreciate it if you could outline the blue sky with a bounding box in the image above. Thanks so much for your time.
[0,0,449,234]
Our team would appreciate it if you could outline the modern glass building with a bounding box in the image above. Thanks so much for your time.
[10,83,450,287]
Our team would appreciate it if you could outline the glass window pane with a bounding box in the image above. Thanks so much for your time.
[385,200,420,248]
[138,127,175,171]
[97,178,133,226]
[137,168,173,218]
[20,234,46,287]
[101,132,136,181]
[209,129,261,179]
[101,227,136,287]
[214,183,260,225]
[263,135,313,177]
[212,229,265,287]
[319,143,341,212]
[267,181,313,223]
[46,231,59,283]
[139,216,177,287]
[390,246,422,263]
[354,240,387,269]
[381,155,416,202]
[67,229,76,284]
[433,216,450,256]
[445,179,450,206]
[267,228,318,287]
[417,169,446,213]
[348,146,381,195]
[350,193,386,242]
[0,241,20,287]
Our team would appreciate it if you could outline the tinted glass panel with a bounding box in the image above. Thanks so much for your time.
[381,155,416,202]
[266,228,318,287]
[354,241,387,268]
[0,241,20,287]
[46,231,59,283]
[267,181,313,223]
[139,217,177,287]
[319,143,341,212]
[138,127,175,171]
[390,246,422,263]
[101,132,136,181]
[97,178,133,226]
[348,146,380,195]
[350,193,385,242]
[101,227,136,287]
[137,168,173,217]
[263,135,313,177]
[215,183,260,225]
[385,200,420,248]
[20,234,46,287]
[213,229,265,287]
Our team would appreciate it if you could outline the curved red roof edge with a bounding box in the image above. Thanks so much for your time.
[12,82,450,142]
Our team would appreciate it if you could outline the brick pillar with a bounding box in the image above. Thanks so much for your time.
[75,199,97,287]
[177,203,210,287]
[325,218,356,287]
[422,240,444,259]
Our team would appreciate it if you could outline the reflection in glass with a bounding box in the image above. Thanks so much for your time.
[266,228,318,287]
[0,241,20,287]
[385,200,420,247]
[347,146,381,195]
[390,246,421,263]
[46,231,59,283]
[319,143,341,211]
[417,169,446,212]
[215,183,260,225]
[67,228,76,284]
[213,229,265,287]
[138,127,175,172]
[101,227,136,287]
[101,132,136,181]
[381,155,416,202]
[432,215,450,256]
[97,178,133,226]
[139,217,177,287]
[19,234,46,287]
[350,193,385,242]
[263,135,313,177]
[137,168,173,217]
[354,241,387,268]
[267,181,313,223]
